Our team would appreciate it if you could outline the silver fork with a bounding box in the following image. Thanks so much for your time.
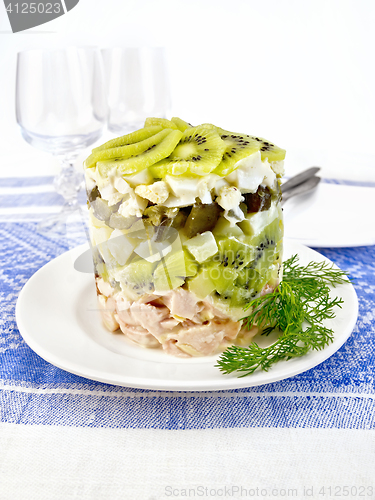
[281,167,321,205]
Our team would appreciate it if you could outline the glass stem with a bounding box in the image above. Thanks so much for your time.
[53,157,84,208]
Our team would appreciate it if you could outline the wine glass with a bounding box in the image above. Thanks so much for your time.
[16,47,108,233]
[101,47,171,134]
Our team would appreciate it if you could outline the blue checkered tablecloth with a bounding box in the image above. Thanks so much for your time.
[1,176,375,499]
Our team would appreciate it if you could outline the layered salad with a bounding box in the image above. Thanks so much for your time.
[84,117,285,357]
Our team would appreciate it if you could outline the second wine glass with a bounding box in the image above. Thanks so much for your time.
[102,47,171,134]
[16,47,108,232]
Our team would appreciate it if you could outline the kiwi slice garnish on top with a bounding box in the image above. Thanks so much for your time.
[144,117,179,130]
[96,129,182,176]
[149,125,226,177]
[92,126,163,154]
[85,129,177,169]
[171,117,192,132]
[212,129,262,177]
[254,137,286,162]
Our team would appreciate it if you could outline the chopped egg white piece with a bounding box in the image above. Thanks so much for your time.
[216,186,245,226]
[118,192,148,218]
[270,160,285,176]
[107,229,136,266]
[216,186,243,211]
[226,151,276,192]
[135,181,169,204]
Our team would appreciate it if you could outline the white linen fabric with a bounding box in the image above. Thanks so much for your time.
[0,424,374,500]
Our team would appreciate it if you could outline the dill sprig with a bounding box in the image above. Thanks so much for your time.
[216,254,351,377]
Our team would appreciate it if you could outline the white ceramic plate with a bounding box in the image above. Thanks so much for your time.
[283,182,375,247]
[16,239,358,391]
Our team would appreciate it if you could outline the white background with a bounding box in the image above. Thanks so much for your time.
[0,0,374,180]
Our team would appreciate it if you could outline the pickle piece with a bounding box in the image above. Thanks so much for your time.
[184,202,222,239]
[88,185,101,203]
[92,126,163,153]
[143,206,177,226]
[243,186,272,213]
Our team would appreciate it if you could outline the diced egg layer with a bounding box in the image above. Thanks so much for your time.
[91,150,281,217]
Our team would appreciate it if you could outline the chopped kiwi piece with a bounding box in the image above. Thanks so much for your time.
[92,126,163,153]
[184,202,222,238]
[243,186,272,213]
[171,117,192,132]
[96,129,182,175]
[153,250,196,292]
[207,241,281,308]
[215,238,255,273]
[117,258,156,299]
[187,268,216,299]
[150,126,226,177]
[144,117,179,130]
[184,231,218,264]
[204,262,237,295]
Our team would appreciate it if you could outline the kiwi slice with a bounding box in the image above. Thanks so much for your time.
[117,258,156,299]
[91,126,163,154]
[96,129,182,176]
[254,137,286,162]
[171,117,192,132]
[86,129,175,169]
[204,262,237,295]
[213,130,261,177]
[199,237,255,299]
[144,117,179,130]
[150,126,226,177]
[231,248,280,306]
[153,249,197,292]
[216,238,255,273]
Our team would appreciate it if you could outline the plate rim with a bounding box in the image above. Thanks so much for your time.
[15,240,359,391]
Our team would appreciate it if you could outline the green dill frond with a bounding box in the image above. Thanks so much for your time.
[216,254,350,377]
